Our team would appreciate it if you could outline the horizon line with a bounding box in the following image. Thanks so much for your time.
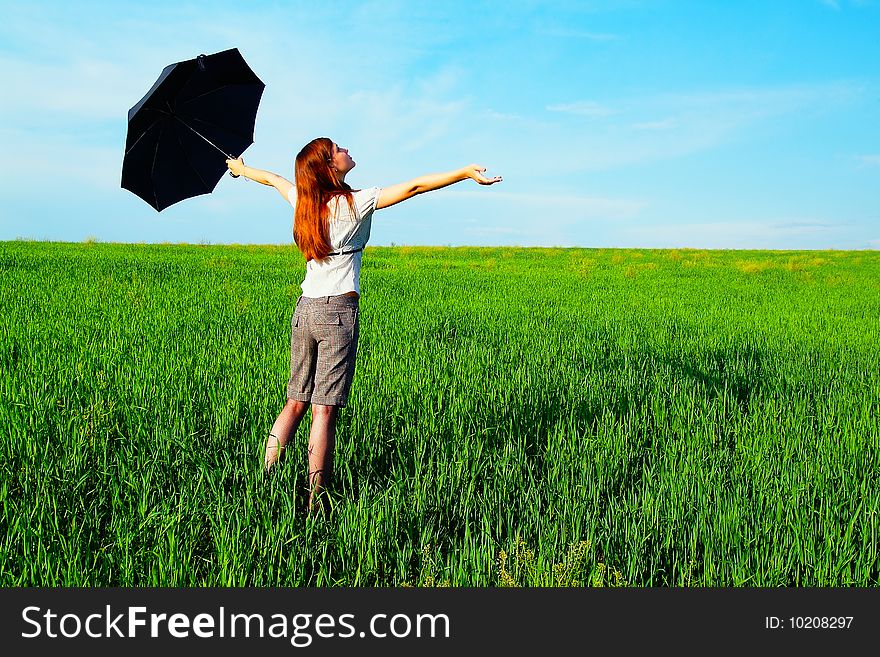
[2,238,878,253]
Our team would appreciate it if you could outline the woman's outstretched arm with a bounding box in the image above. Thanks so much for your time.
[376,164,502,210]
[226,157,293,202]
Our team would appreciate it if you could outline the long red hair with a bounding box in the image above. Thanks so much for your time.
[293,137,356,262]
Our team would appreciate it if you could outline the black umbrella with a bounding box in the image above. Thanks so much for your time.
[121,48,265,211]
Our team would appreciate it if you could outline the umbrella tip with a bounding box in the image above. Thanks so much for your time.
[197,54,206,71]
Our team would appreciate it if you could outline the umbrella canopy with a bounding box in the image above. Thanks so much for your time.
[121,48,265,211]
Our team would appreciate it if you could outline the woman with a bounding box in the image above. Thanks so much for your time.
[226,138,501,513]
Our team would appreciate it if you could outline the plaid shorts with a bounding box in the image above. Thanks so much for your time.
[286,294,360,407]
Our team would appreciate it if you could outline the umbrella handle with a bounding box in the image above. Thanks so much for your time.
[226,151,242,178]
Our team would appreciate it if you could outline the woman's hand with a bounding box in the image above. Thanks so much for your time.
[463,164,502,185]
[226,157,245,178]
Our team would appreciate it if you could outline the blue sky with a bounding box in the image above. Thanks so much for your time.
[1,0,878,249]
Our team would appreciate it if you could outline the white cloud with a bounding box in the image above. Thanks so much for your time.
[344,85,470,155]
[483,109,523,121]
[537,81,865,171]
[446,190,645,217]
[428,190,647,247]
[855,154,880,166]
[0,54,144,122]
[465,225,530,237]
[0,128,121,189]
[818,0,876,9]
[366,187,647,247]
[632,118,677,130]
[546,101,616,117]
[771,221,838,234]
[536,27,621,41]
[618,219,847,249]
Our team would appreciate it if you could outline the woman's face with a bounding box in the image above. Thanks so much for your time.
[331,142,355,176]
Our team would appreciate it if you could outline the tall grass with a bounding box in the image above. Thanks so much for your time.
[1,242,878,586]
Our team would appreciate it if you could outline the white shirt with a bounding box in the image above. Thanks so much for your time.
[287,186,382,297]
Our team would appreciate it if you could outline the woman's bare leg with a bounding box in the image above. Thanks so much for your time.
[307,403,339,513]
[265,398,310,472]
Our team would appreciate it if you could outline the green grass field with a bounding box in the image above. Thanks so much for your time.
[1,241,878,586]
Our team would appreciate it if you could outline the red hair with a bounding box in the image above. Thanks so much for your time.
[293,137,356,262]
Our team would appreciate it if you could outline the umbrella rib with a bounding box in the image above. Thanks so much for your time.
[172,115,234,159]
[124,114,168,156]
[179,82,258,105]
[186,115,253,143]
[172,124,211,192]
[150,124,163,210]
